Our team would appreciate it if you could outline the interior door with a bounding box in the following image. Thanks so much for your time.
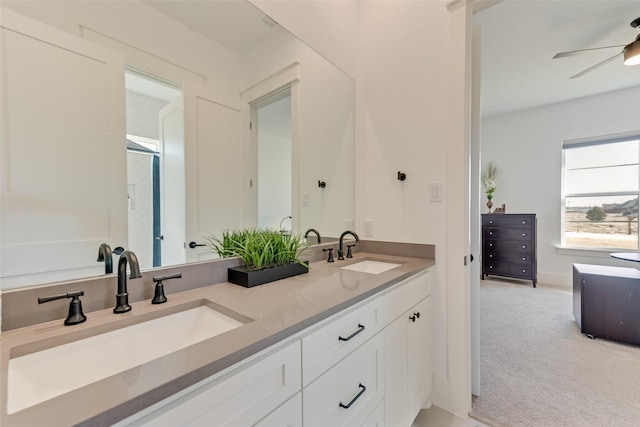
[183,83,243,262]
[159,98,186,266]
[0,9,127,286]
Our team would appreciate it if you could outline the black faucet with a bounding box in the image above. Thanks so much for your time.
[114,250,141,313]
[304,228,322,244]
[338,231,360,260]
[97,243,124,274]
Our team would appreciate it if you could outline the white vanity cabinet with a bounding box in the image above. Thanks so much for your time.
[383,271,432,427]
[119,340,302,427]
[116,268,432,427]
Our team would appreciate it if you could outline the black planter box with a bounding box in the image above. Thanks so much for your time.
[228,261,309,288]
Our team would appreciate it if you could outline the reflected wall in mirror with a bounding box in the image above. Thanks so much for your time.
[0,0,354,290]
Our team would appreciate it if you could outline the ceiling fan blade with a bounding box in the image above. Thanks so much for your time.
[553,45,626,59]
[570,51,623,79]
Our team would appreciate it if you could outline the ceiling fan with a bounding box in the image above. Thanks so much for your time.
[553,16,640,78]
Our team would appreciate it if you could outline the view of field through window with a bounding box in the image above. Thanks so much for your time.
[563,138,639,249]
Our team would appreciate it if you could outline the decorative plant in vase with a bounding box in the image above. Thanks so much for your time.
[482,162,497,213]
[205,228,310,287]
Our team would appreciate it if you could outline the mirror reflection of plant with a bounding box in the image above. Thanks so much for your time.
[205,228,309,271]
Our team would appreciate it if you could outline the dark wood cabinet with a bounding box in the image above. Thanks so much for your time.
[482,213,537,287]
[573,263,640,345]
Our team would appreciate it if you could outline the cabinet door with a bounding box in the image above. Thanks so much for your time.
[384,311,410,426]
[407,296,432,416]
[384,296,432,427]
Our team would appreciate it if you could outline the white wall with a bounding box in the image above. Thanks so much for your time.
[482,85,640,287]
[252,0,470,417]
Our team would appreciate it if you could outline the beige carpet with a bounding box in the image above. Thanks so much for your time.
[471,279,640,427]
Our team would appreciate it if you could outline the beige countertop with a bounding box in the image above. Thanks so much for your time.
[1,251,434,427]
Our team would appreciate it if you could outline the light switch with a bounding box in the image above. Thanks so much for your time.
[429,182,443,202]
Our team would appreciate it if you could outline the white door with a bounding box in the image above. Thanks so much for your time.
[183,83,243,262]
[0,10,127,286]
[159,98,187,267]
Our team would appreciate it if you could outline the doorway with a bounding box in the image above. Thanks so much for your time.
[253,88,293,231]
[125,71,183,270]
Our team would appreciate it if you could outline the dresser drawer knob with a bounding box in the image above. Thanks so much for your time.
[489,220,493,224]
[489,254,493,258]
[489,231,493,235]
[522,233,526,237]
[522,269,526,273]
[522,221,526,224]
[489,266,493,269]
[522,245,526,249]
[489,243,493,247]
[522,257,526,261]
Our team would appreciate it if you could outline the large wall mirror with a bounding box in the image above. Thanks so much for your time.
[0,0,355,290]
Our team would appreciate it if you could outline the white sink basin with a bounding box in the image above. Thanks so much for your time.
[8,300,249,414]
[341,260,401,274]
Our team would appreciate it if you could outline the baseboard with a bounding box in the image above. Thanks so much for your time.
[537,272,571,288]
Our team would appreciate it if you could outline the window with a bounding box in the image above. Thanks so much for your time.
[562,134,640,249]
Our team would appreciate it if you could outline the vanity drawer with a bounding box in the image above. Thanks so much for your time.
[302,297,383,385]
[124,340,301,427]
[383,269,431,324]
[303,333,384,427]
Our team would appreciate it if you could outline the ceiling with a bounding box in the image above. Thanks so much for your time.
[143,0,281,55]
[474,0,640,118]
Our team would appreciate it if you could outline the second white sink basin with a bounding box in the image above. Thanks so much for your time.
[8,300,250,414]
[341,260,401,274]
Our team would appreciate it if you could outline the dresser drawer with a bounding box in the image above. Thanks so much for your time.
[303,333,384,427]
[485,261,534,279]
[483,227,533,241]
[484,239,533,254]
[302,297,383,386]
[483,215,534,228]
[484,251,533,264]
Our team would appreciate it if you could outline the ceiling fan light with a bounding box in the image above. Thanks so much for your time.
[623,37,640,65]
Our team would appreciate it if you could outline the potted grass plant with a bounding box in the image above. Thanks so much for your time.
[205,228,310,287]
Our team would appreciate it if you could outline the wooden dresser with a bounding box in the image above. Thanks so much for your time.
[482,213,537,287]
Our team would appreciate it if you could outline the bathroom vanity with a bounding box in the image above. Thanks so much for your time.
[0,243,434,427]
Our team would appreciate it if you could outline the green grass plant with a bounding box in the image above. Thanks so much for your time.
[205,228,309,271]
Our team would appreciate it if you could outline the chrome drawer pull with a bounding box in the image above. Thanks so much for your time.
[339,383,366,409]
[338,324,365,341]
